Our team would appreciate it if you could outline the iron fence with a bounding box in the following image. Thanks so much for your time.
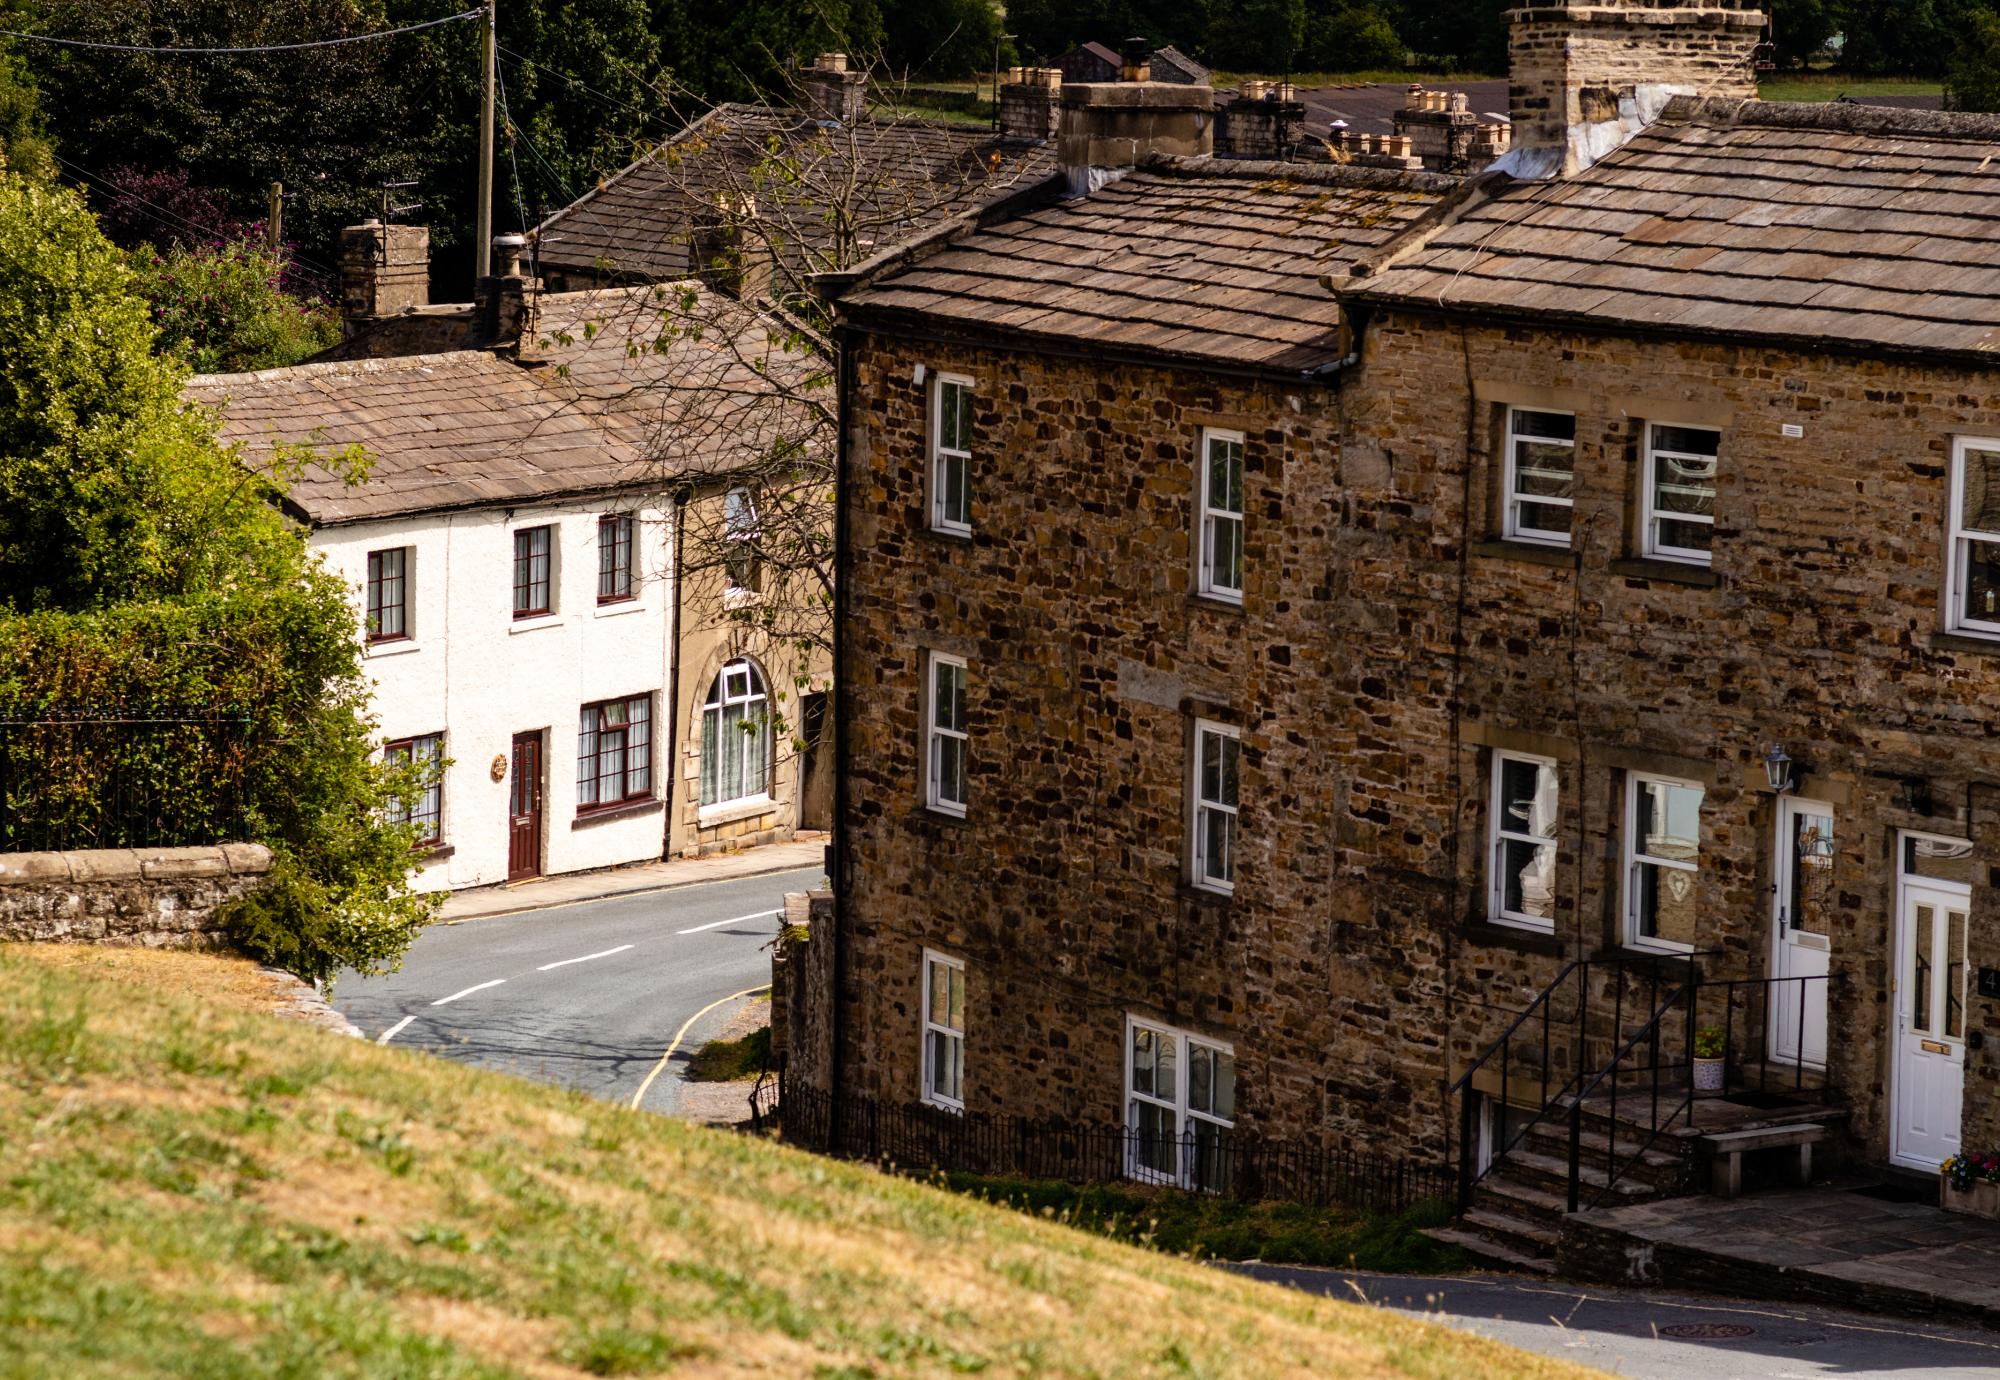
[0,709,254,851]
[761,1076,1452,1215]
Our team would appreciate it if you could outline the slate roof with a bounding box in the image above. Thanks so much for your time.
[836,158,1456,372]
[1353,97,2000,361]
[534,103,1056,284]
[188,285,816,525]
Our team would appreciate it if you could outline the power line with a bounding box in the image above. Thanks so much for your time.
[498,44,679,133]
[495,58,529,235]
[0,8,482,56]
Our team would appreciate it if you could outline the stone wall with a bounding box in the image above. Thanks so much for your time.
[772,891,835,1094]
[834,301,2000,1173]
[0,844,273,948]
[836,335,1450,1153]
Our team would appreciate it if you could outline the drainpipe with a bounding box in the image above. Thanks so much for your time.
[662,490,687,860]
[828,322,853,1138]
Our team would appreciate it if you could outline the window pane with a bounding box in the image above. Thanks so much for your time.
[947,965,966,1031]
[1947,907,1967,1040]
[1636,780,1702,863]
[1131,1027,1155,1096]
[1960,537,2000,625]
[578,709,600,806]
[1513,440,1574,499]
[1788,810,1833,935]
[1964,447,2000,532]
[1513,410,1574,443]
[1189,1045,1212,1115]
[699,705,720,805]
[1635,859,1699,946]
[722,702,745,799]
[1903,835,1979,886]
[1499,758,1557,839]
[936,734,965,808]
[1131,1099,1177,1177]
[1203,807,1235,884]
[1502,837,1556,919]
[1190,1117,1233,1193]
[1210,1049,1235,1121]
[1652,425,1719,457]
[625,698,651,796]
[1208,439,1243,516]
[1914,904,1935,1034]
[1207,513,1243,593]
[1201,733,1239,809]
[1514,501,1572,539]
[942,453,967,526]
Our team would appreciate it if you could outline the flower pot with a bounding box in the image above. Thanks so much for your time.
[1941,1176,2000,1220]
[1692,1056,1725,1093]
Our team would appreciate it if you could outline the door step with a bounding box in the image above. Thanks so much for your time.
[1421,1225,1557,1275]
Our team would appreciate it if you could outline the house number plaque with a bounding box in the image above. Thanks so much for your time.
[490,754,508,782]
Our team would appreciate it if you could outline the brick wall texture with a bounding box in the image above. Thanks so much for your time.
[835,310,2000,1166]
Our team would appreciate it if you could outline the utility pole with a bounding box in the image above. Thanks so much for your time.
[475,0,496,279]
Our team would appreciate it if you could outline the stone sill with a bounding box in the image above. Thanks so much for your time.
[0,843,272,886]
[570,798,663,830]
[1187,591,1245,616]
[698,796,777,829]
[909,806,974,831]
[1930,630,2000,658]
[1608,556,1721,588]
[1176,881,1234,909]
[1462,918,1569,957]
[1473,539,1578,570]
[913,523,974,547]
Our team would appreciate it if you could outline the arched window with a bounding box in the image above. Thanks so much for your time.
[701,659,769,806]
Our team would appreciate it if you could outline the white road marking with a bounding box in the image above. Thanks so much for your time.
[377,1015,416,1045]
[676,910,776,936]
[630,984,771,1112]
[536,944,634,971]
[431,978,506,1006]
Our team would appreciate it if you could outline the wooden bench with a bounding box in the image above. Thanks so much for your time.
[1699,1123,1825,1199]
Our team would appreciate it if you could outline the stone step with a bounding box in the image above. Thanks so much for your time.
[1463,1206,1560,1255]
[1492,1146,1663,1203]
[1423,1225,1558,1275]
[1472,1174,1569,1225]
[1518,1121,1687,1186]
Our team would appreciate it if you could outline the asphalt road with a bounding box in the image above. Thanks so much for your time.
[332,866,815,1115]
[1231,1264,2000,1378]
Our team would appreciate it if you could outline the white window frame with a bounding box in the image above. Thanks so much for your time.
[1502,407,1575,546]
[1123,1015,1235,1189]
[1196,428,1245,603]
[929,373,974,535]
[920,949,966,1112]
[1623,771,1704,954]
[924,652,968,816]
[1488,750,1559,932]
[1946,436,2000,637]
[699,661,768,809]
[1190,720,1239,894]
[1640,422,1720,565]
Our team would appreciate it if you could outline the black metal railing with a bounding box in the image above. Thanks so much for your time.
[1565,978,1695,1211]
[765,1078,1451,1215]
[0,709,254,851]
[1693,973,1833,1098]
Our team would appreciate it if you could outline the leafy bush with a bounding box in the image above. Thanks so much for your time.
[0,171,431,982]
[1302,6,1409,72]
[129,239,339,374]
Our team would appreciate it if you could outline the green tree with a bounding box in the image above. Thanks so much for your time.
[0,171,432,981]
[1301,5,1408,71]
[1946,5,2000,107]
[1206,0,1306,70]
[129,238,340,373]
[878,0,1008,78]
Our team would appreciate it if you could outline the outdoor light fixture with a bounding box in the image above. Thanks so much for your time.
[1762,744,1796,794]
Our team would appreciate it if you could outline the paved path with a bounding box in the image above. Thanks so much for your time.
[1232,1265,2000,1378]
[1571,1186,2000,1328]
[333,866,815,1115]
[435,836,826,923]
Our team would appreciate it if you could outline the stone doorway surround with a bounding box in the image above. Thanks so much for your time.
[1560,1187,2000,1327]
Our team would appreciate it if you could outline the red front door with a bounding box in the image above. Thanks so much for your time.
[508,731,544,881]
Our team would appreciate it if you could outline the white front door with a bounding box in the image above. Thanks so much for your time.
[1769,797,1832,1068]
[1891,882,1970,1171]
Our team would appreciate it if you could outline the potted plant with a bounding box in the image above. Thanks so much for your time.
[1943,1153,2000,1219]
[1692,1026,1726,1093]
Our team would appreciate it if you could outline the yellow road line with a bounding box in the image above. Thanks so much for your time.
[629,983,770,1112]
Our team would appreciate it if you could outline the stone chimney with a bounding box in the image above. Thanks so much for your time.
[477,233,540,348]
[688,194,769,302]
[999,66,1063,143]
[336,220,428,338]
[1505,0,1764,177]
[1216,80,1304,159]
[801,51,867,126]
[1057,58,1213,197]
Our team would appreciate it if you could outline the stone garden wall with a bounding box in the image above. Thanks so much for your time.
[0,844,273,949]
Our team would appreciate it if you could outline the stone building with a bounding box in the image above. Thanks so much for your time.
[817,0,2000,1263]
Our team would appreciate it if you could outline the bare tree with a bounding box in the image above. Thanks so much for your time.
[536,47,1049,749]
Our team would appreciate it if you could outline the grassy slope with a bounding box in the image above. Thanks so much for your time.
[0,946,1596,1380]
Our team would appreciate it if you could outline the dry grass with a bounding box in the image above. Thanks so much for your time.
[0,944,1601,1378]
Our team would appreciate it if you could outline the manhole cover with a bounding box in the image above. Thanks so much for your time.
[1658,1322,1756,1340]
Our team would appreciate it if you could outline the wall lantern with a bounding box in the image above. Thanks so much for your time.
[1762,744,1796,794]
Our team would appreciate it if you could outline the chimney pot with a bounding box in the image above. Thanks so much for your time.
[1119,36,1151,82]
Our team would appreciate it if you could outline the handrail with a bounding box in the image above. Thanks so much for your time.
[1566,977,1693,1212]
[1445,959,1581,1211]
[1444,960,1579,1100]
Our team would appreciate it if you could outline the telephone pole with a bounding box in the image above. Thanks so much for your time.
[475,0,496,279]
